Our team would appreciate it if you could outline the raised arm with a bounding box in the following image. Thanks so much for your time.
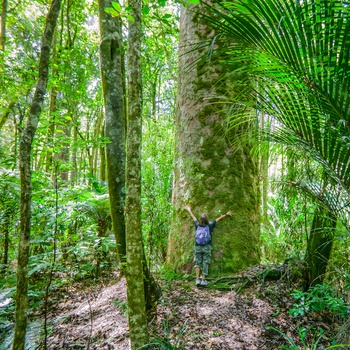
[215,210,232,223]
[185,205,197,221]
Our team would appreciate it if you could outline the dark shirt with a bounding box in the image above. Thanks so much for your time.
[194,220,216,246]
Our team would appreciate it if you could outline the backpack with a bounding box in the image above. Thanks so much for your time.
[195,225,211,245]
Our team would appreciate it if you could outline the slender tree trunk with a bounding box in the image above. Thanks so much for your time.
[0,0,7,51]
[12,1,61,349]
[93,109,103,181]
[45,31,58,173]
[86,115,95,179]
[3,226,9,266]
[1,212,9,269]
[167,3,260,275]
[0,86,32,132]
[99,116,107,182]
[71,121,78,185]
[125,0,148,347]
[95,217,108,278]
[98,0,126,263]
[260,117,269,226]
[57,116,72,182]
[305,204,336,288]
[150,69,159,118]
[0,100,15,130]
[65,0,73,48]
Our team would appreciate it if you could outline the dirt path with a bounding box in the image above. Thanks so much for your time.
[149,279,292,349]
[44,272,341,349]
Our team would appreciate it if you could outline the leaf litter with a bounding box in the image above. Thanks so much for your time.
[45,267,345,349]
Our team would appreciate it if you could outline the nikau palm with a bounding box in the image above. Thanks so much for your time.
[202,0,350,284]
[203,0,350,218]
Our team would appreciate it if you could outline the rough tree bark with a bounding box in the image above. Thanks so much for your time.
[98,0,126,262]
[167,3,261,276]
[125,0,148,346]
[12,1,61,349]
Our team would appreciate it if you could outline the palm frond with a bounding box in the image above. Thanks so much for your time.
[199,0,350,192]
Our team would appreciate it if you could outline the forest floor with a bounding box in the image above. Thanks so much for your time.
[3,265,346,349]
[41,264,347,350]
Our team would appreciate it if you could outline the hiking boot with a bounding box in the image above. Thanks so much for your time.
[201,279,208,286]
[195,278,201,286]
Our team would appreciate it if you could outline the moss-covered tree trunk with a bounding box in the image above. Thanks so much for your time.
[12,1,61,349]
[98,0,126,263]
[0,0,7,51]
[1,212,9,269]
[305,204,336,288]
[167,4,260,276]
[125,0,148,347]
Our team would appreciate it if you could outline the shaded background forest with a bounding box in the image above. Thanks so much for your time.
[1,0,350,348]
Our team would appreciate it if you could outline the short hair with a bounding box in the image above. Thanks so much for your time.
[199,213,209,226]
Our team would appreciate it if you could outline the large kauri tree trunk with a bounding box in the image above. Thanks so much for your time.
[167,4,260,276]
[98,0,126,263]
[12,1,61,349]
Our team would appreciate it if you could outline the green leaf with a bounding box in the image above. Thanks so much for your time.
[142,6,150,15]
[111,1,122,12]
[187,0,200,4]
[127,14,135,22]
[104,7,119,16]
[83,263,94,271]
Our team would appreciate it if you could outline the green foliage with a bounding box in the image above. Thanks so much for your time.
[260,147,338,266]
[0,169,20,266]
[0,178,118,320]
[104,2,135,22]
[325,222,350,290]
[289,285,348,318]
[0,184,119,344]
[2,0,102,179]
[203,0,350,232]
[113,299,128,315]
[260,231,294,265]
[141,128,174,266]
[267,326,350,350]
[141,116,175,267]
[0,288,15,346]
[140,318,187,350]
[158,268,187,281]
